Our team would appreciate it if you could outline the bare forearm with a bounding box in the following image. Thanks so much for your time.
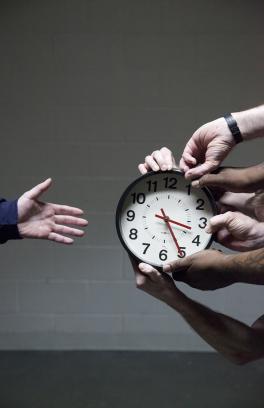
[228,248,264,285]
[165,290,264,364]
[244,164,264,191]
[233,105,264,141]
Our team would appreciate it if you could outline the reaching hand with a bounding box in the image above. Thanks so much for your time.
[130,257,177,303]
[189,165,264,221]
[216,191,256,218]
[179,118,235,180]
[138,147,177,174]
[206,211,264,252]
[163,250,234,290]
[17,178,88,244]
[191,165,264,193]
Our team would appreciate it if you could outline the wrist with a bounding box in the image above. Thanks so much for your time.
[248,164,264,191]
[223,114,243,144]
[164,287,189,310]
[231,111,248,140]
[17,222,30,239]
[232,106,264,141]
[226,250,264,285]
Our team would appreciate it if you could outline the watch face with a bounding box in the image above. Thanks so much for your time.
[116,170,217,268]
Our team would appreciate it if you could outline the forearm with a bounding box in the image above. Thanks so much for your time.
[165,289,264,364]
[227,248,264,285]
[245,164,264,191]
[233,105,264,141]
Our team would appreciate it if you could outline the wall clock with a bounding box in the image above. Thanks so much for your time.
[116,170,217,268]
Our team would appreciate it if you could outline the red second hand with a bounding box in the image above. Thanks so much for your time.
[160,208,183,257]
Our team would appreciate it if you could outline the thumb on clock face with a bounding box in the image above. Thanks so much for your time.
[163,257,191,274]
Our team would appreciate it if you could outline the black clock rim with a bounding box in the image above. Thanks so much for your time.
[115,170,218,268]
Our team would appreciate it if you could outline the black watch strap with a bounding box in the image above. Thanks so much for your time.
[223,113,243,144]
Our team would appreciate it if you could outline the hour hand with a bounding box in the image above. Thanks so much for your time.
[155,213,191,230]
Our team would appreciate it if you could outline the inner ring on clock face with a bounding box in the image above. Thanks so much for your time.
[142,193,192,243]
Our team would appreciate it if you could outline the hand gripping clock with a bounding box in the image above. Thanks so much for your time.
[116,170,217,268]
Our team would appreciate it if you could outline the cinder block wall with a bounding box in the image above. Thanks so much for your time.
[0,0,263,350]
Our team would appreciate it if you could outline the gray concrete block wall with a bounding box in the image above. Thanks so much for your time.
[0,0,263,350]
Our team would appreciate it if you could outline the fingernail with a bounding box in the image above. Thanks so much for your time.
[205,226,211,233]
[161,165,167,171]
[154,165,159,171]
[163,264,171,272]
[192,180,199,188]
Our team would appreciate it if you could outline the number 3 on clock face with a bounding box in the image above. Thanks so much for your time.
[115,170,217,268]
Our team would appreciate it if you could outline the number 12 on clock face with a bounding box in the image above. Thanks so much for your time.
[116,170,217,268]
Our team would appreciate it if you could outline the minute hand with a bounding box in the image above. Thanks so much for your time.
[160,209,183,257]
[155,214,192,230]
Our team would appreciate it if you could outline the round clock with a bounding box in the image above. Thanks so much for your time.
[116,170,217,268]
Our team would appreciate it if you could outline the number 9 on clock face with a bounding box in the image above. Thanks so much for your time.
[115,170,217,268]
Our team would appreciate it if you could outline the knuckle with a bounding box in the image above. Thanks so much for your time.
[209,159,220,167]
[225,211,235,224]
[161,146,170,153]
[192,127,204,138]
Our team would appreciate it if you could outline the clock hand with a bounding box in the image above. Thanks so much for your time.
[155,214,192,230]
[160,208,183,257]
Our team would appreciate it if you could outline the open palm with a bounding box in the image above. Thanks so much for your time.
[17,178,88,244]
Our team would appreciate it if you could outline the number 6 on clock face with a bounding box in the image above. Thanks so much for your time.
[115,170,217,268]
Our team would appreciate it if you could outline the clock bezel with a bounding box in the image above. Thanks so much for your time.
[115,170,218,268]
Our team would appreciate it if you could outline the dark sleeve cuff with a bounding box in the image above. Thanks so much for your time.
[0,199,19,224]
[0,225,21,243]
[0,199,22,243]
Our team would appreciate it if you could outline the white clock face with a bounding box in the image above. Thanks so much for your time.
[116,170,217,267]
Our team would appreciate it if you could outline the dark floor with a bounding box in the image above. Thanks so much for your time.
[0,351,263,408]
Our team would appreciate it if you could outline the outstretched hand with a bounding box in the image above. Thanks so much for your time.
[191,165,264,193]
[17,178,88,244]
